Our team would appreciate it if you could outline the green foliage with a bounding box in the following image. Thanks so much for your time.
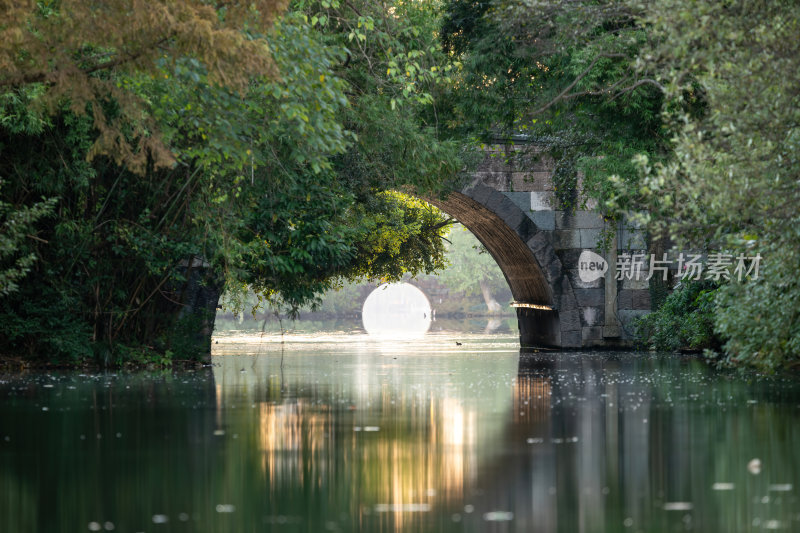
[436,224,508,296]
[439,0,666,215]
[713,241,800,372]
[625,1,800,246]
[0,3,463,365]
[291,223,512,317]
[629,1,800,370]
[0,0,286,172]
[0,184,56,296]
[635,280,720,353]
[0,285,93,362]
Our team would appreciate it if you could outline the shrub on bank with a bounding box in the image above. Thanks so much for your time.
[635,280,720,353]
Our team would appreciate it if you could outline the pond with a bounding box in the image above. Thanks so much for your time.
[1,318,799,532]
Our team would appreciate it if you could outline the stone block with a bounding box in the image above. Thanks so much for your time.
[602,325,621,338]
[465,184,492,205]
[632,290,651,310]
[555,211,605,230]
[574,288,604,307]
[511,171,553,192]
[561,329,582,348]
[553,290,577,312]
[528,210,555,231]
[541,254,563,283]
[583,196,599,211]
[555,249,583,269]
[559,309,582,331]
[621,277,649,290]
[530,191,555,211]
[527,231,552,255]
[485,190,506,213]
[617,289,633,309]
[582,326,603,342]
[516,217,539,243]
[581,306,604,327]
[497,199,526,232]
[580,228,603,249]
[618,228,647,250]
[471,171,509,191]
[617,289,650,310]
[502,192,530,212]
[553,230,580,250]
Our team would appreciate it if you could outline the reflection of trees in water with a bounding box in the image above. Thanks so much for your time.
[210,351,800,532]
[213,352,517,532]
[0,371,221,531]
[482,354,800,533]
[3,352,799,532]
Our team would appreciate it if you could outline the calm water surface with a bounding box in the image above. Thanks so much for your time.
[1,319,800,532]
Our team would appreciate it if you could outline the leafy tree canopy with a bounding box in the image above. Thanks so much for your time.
[439,0,665,215]
[0,0,462,363]
[627,0,800,370]
[0,0,287,172]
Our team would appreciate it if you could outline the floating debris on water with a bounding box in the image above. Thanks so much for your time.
[216,504,235,513]
[769,484,793,492]
[374,503,430,512]
[712,482,735,491]
[213,429,225,436]
[663,502,693,511]
[527,437,544,444]
[748,458,762,475]
[483,511,514,522]
[151,514,168,524]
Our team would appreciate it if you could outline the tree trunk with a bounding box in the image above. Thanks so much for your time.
[479,278,502,314]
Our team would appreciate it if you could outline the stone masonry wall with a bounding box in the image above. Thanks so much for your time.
[464,143,651,346]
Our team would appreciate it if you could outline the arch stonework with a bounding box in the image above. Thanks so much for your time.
[426,188,574,347]
[428,143,650,349]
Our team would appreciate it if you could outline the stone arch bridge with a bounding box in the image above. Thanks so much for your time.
[424,142,651,349]
[194,142,652,352]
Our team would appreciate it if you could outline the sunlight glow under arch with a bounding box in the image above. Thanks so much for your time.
[362,283,432,339]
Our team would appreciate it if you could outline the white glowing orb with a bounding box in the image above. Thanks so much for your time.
[362,283,432,339]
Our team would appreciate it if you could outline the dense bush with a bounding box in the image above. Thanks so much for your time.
[635,280,720,353]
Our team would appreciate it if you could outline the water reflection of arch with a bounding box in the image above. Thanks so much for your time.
[471,354,671,532]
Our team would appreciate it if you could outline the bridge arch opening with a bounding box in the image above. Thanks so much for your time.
[421,185,577,348]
